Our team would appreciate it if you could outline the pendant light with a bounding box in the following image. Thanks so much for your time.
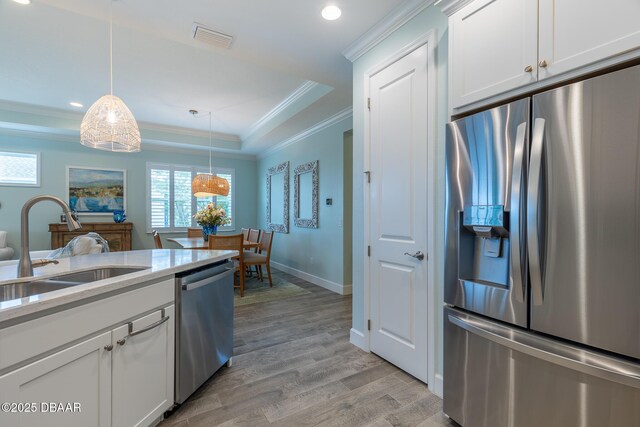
[80,0,141,152]
[191,111,230,197]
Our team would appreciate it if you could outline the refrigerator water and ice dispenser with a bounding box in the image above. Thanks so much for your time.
[459,205,510,287]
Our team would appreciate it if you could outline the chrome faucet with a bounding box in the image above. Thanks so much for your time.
[18,195,82,277]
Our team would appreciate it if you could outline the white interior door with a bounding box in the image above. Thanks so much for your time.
[368,44,429,382]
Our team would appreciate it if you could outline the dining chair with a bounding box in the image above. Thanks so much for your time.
[208,234,246,297]
[152,230,163,249]
[247,229,260,251]
[245,228,261,276]
[244,231,274,287]
[187,227,201,238]
[241,228,250,241]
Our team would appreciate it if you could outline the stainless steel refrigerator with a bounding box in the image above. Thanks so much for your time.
[444,64,640,427]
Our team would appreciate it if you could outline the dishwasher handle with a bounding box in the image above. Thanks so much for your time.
[181,267,235,292]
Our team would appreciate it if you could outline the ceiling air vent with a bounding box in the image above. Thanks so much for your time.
[192,22,233,49]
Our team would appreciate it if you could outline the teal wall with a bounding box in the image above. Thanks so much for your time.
[351,6,448,377]
[257,117,353,289]
[0,135,257,252]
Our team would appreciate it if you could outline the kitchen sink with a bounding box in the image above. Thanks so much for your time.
[0,267,148,302]
[44,267,147,284]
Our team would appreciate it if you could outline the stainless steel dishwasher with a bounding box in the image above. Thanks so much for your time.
[174,260,234,404]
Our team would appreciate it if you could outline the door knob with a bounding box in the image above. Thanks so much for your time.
[538,59,548,68]
[104,344,113,351]
[404,251,425,261]
[524,65,533,73]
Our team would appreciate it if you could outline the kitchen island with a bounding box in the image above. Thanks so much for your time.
[0,249,237,427]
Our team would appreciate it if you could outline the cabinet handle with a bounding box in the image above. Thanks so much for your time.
[538,59,548,68]
[524,65,533,73]
[128,308,169,337]
[117,339,126,346]
[104,344,113,351]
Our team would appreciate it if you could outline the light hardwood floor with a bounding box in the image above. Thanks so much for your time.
[160,269,457,427]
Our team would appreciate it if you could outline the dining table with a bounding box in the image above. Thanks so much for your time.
[166,237,260,250]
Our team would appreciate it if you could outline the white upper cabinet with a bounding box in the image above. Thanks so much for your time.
[538,0,640,78]
[450,0,538,108]
[445,0,640,109]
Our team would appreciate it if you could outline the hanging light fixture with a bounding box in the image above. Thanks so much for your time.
[191,111,230,197]
[80,0,141,152]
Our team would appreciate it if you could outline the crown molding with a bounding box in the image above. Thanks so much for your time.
[0,98,352,160]
[0,126,255,160]
[139,140,256,160]
[242,81,319,141]
[0,99,82,121]
[342,0,435,62]
[0,125,79,144]
[140,121,240,143]
[241,82,333,149]
[0,99,242,149]
[434,0,474,16]
[0,99,240,142]
[258,107,353,159]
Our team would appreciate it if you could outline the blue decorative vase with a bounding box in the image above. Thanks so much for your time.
[113,210,126,223]
[202,224,218,241]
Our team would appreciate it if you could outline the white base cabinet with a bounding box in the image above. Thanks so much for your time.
[0,278,175,427]
[112,306,175,427]
[0,332,112,427]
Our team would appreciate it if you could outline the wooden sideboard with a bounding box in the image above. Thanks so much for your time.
[49,222,133,252]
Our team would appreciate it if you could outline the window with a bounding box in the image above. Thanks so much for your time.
[0,151,40,186]
[146,163,235,232]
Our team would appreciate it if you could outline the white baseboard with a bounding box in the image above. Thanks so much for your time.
[342,283,353,295]
[271,261,351,295]
[431,373,443,398]
[350,328,367,351]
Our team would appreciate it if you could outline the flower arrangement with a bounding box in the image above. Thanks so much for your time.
[193,203,230,227]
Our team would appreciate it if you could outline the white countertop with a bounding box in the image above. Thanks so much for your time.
[0,249,236,325]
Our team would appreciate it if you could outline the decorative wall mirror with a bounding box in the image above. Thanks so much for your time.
[294,160,318,228]
[266,161,289,233]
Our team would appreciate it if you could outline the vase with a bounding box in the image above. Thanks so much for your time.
[202,224,218,241]
[113,210,126,223]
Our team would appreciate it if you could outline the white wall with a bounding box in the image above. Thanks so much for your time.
[257,116,353,294]
[350,5,449,382]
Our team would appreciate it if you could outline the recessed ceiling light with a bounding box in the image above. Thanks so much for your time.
[70,102,83,108]
[322,5,342,21]
[12,0,31,5]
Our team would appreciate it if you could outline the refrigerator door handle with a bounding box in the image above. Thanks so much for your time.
[448,313,640,389]
[509,122,527,302]
[528,118,545,305]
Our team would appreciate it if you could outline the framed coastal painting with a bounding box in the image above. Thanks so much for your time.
[66,166,126,215]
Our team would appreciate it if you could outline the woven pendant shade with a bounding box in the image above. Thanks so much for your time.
[191,111,229,197]
[192,173,230,197]
[80,95,141,152]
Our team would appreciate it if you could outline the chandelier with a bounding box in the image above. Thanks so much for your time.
[80,0,140,152]
[191,111,229,197]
